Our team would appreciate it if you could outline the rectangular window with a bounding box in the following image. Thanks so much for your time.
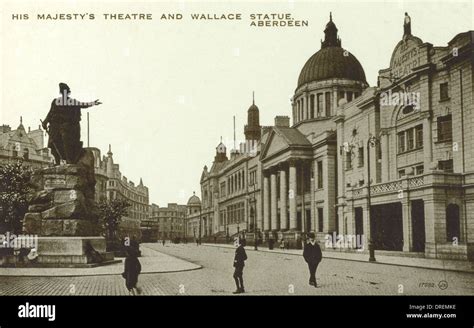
[325,92,332,116]
[347,92,353,102]
[338,91,345,102]
[415,124,423,149]
[317,161,323,189]
[398,169,406,179]
[440,82,449,101]
[317,93,323,117]
[317,208,323,232]
[407,128,415,150]
[310,94,315,118]
[415,165,424,175]
[345,151,352,170]
[398,132,406,153]
[358,147,364,167]
[438,159,453,173]
[437,115,452,142]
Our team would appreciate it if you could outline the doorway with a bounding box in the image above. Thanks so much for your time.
[411,200,425,252]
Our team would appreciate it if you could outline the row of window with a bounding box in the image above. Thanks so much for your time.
[108,180,147,203]
[219,202,245,226]
[227,170,246,195]
[398,124,423,153]
[295,91,361,123]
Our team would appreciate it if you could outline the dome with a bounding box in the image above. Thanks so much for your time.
[297,47,367,88]
[296,13,367,89]
[187,192,201,206]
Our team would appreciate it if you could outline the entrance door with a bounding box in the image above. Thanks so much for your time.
[411,200,425,252]
[355,207,364,236]
[371,202,403,251]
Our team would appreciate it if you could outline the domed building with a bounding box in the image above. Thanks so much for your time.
[259,13,369,247]
[185,192,202,240]
[292,13,368,126]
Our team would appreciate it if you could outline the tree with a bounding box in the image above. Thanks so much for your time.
[0,161,33,234]
[98,198,130,242]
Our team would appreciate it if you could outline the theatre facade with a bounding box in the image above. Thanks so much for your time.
[198,14,474,261]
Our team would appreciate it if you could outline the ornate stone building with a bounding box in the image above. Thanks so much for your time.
[199,97,263,243]
[88,145,149,240]
[197,14,474,260]
[0,118,53,168]
[336,25,474,260]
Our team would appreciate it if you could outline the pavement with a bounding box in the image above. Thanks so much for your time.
[201,243,474,273]
[0,244,201,277]
[0,243,473,295]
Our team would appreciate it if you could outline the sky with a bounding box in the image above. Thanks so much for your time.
[1,0,472,206]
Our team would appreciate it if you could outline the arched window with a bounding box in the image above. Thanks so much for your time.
[446,204,460,242]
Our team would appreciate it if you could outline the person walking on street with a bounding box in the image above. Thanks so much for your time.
[122,247,142,295]
[232,237,247,294]
[303,232,322,288]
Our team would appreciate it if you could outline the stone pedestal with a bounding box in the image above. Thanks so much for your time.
[16,158,116,267]
[34,237,116,267]
[23,164,100,236]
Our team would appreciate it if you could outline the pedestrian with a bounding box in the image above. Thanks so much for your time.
[232,237,247,294]
[162,239,165,246]
[122,247,142,295]
[303,232,322,288]
[279,238,285,250]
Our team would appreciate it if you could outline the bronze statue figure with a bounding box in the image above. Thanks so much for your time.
[42,83,101,165]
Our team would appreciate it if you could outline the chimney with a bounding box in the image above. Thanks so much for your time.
[274,116,290,127]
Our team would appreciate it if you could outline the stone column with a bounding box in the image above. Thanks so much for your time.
[263,173,270,231]
[280,164,288,231]
[422,113,433,170]
[306,93,311,119]
[381,130,390,182]
[289,160,298,230]
[402,199,412,252]
[270,171,278,231]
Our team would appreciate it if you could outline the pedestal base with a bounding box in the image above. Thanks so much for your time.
[0,237,119,268]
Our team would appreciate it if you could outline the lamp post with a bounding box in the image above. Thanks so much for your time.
[367,134,379,262]
[199,206,202,245]
[250,183,258,250]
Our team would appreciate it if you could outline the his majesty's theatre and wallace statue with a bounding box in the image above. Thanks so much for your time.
[21,83,116,266]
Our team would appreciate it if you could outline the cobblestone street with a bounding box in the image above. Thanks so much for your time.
[1,243,473,296]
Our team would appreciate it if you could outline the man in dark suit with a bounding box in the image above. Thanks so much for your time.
[303,232,322,288]
[232,237,247,294]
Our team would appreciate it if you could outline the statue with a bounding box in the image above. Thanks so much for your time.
[22,83,103,237]
[42,83,101,165]
[403,12,411,37]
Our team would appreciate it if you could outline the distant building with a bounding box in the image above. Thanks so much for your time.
[146,203,186,240]
[0,118,53,168]
[186,192,202,240]
[141,203,160,242]
[88,145,150,240]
